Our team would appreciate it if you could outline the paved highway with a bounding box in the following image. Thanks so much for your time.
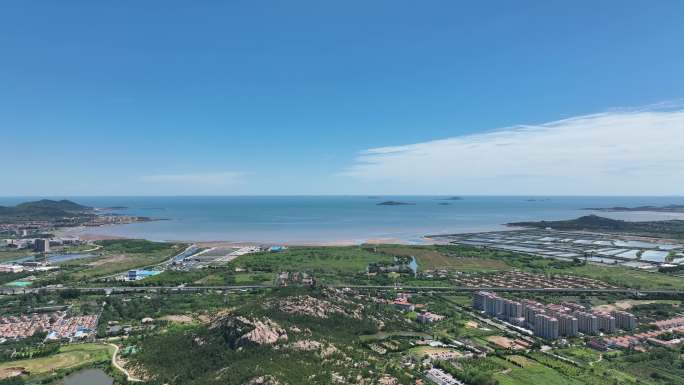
[2,284,683,296]
[0,285,270,295]
[332,285,684,296]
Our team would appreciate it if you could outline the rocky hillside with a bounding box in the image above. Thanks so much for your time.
[131,288,415,385]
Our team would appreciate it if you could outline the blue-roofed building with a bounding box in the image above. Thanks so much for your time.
[127,269,162,281]
[46,331,59,341]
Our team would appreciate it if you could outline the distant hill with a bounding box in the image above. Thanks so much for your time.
[508,215,684,239]
[15,199,91,212]
[585,204,684,213]
[0,199,93,222]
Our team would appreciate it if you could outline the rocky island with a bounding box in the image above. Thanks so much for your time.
[376,201,415,206]
[440,196,463,200]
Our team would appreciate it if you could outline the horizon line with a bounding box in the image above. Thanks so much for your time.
[1,194,683,198]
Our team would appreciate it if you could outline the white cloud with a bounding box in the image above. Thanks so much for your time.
[342,105,684,195]
[140,171,245,186]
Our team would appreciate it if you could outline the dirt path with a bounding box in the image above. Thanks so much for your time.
[108,344,143,382]
[81,244,104,253]
[589,354,603,367]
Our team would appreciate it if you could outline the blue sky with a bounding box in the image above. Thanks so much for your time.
[2,1,683,195]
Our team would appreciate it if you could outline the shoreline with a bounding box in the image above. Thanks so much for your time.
[76,234,436,246]
[54,225,439,246]
[47,200,684,246]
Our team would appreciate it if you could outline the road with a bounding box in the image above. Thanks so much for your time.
[2,284,683,296]
[0,285,270,295]
[331,285,684,296]
[94,244,200,280]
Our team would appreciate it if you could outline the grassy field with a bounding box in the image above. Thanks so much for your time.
[358,331,429,342]
[55,243,101,253]
[445,350,650,385]
[37,241,684,290]
[492,356,584,385]
[449,355,584,385]
[229,244,513,286]
[595,349,684,384]
[41,240,681,291]
[507,355,535,367]
[372,245,511,272]
[155,244,684,290]
[559,264,684,290]
[232,246,394,281]
[0,343,113,376]
[554,347,601,366]
[62,239,186,279]
[0,249,33,263]
[233,272,275,284]
[441,294,473,306]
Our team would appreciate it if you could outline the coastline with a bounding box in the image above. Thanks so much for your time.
[54,225,433,246]
[40,196,684,246]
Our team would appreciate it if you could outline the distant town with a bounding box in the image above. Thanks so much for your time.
[0,199,157,240]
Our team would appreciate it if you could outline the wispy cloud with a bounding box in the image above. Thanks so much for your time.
[140,171,246,186]
[342,104,684,195]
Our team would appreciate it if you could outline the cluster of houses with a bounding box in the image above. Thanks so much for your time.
[455,271,617,290]
[598,315,684,351]
[367,256,417,277]
[0,264,26,273]
[0,264,58,275]
[0,312,97,341]
[275,271,315,287]
[424,368,465,385]
[391,293,445,324]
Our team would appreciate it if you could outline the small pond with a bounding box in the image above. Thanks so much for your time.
[55,368,113,385]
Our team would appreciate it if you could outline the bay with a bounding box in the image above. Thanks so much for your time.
[2,196,684,244]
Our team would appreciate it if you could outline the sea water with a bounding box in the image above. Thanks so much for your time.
[2,196,684,244]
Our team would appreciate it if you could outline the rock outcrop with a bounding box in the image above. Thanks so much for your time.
[211,316,287,348]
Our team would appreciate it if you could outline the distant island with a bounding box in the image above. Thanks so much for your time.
[508,214,684,239]
[377,201,415,206]
[585,204,684,213]
[97,206,129,211]
[440,196,463,201]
